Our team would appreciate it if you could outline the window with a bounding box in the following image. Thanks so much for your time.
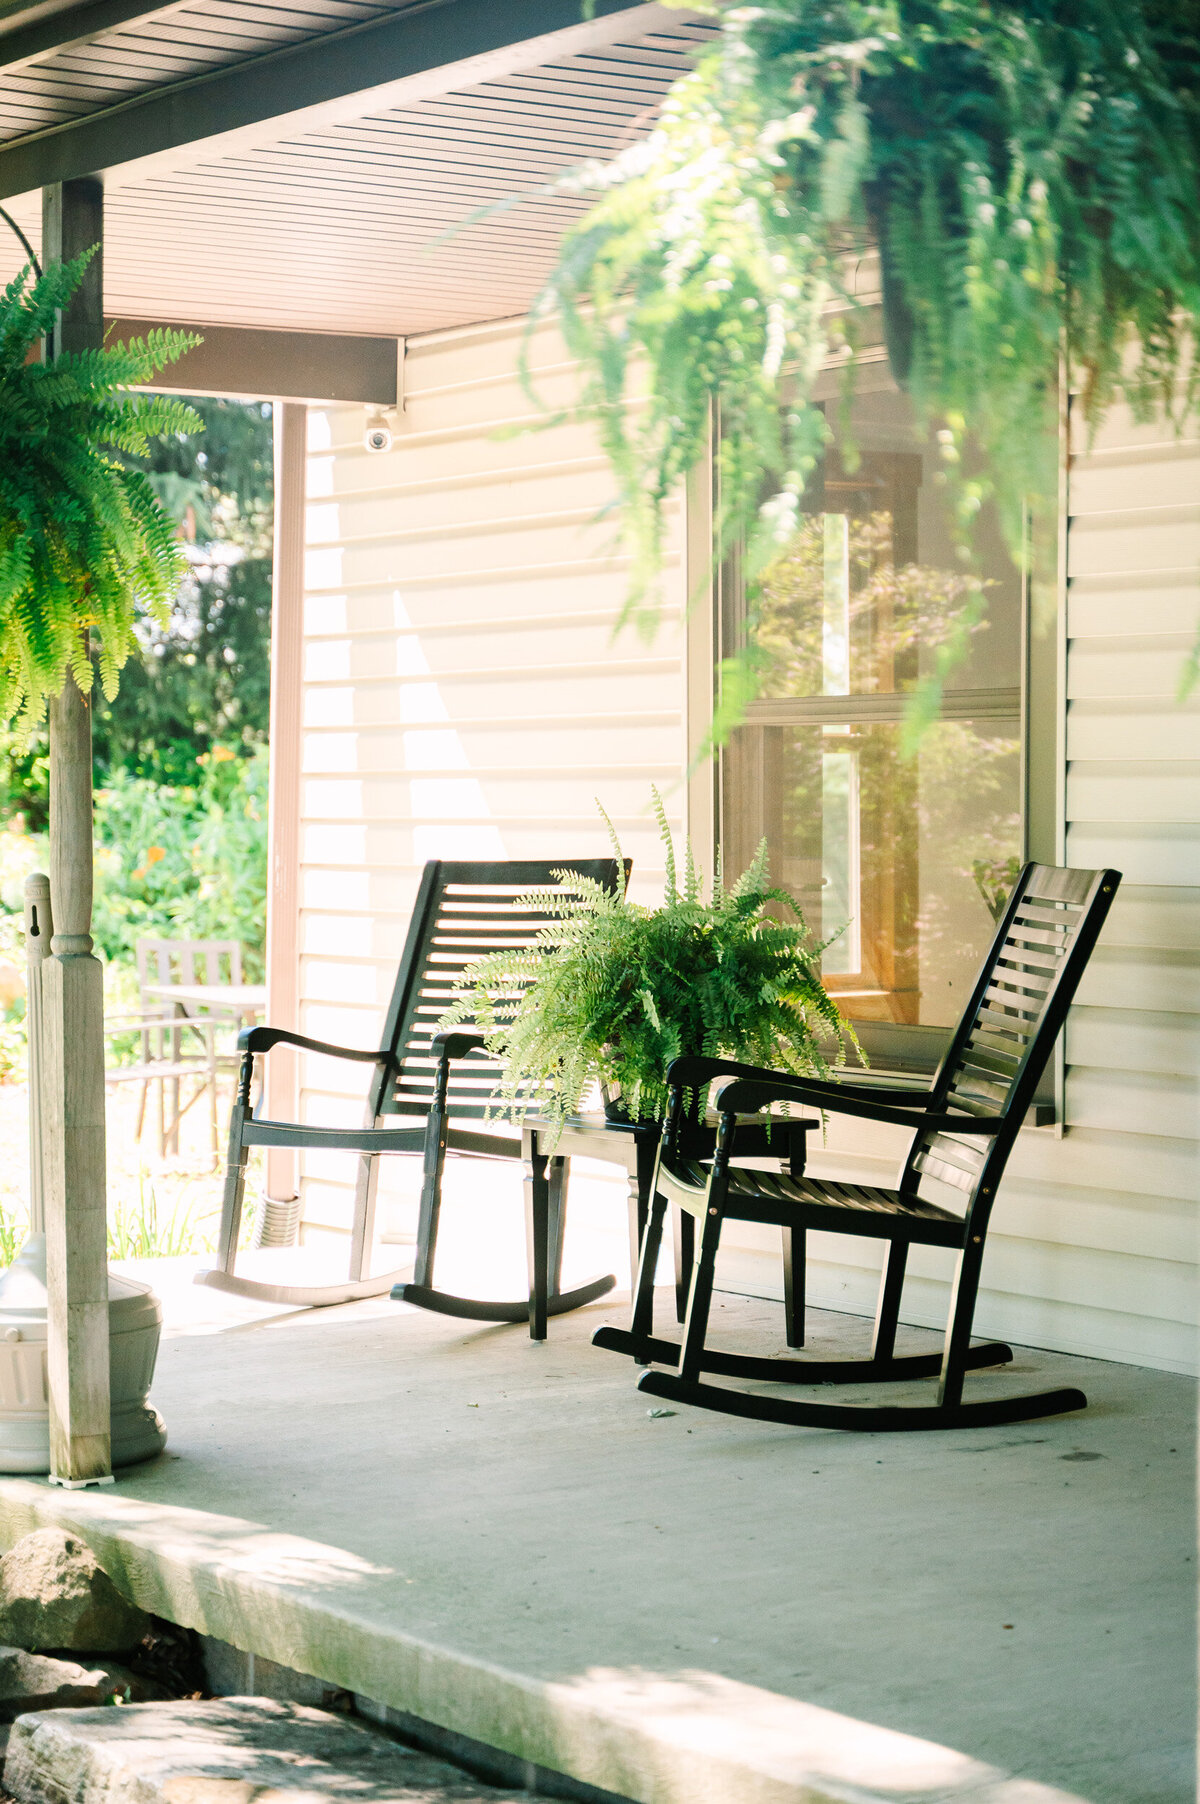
[719,368,1030,1044]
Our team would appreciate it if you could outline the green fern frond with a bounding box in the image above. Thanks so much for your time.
[447,794,862,1137]
[0,256,202,733]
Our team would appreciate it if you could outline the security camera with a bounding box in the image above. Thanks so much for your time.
[364,409,394,454]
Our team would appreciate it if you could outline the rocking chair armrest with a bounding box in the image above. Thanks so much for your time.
[666,1057,932,1106]
[431,1031,488,1061]
[715,1075,1005,1134]
[238,1025,392,1064]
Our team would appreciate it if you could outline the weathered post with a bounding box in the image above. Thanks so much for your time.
[41,176,113,1487]
[22,873,51,1237]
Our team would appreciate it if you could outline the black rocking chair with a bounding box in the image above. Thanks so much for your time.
[198,858,625,1328]
[594,862,1121,1430]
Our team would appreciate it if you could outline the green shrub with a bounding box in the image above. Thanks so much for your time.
[91,745,267,978]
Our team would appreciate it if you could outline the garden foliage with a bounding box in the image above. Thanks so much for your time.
[447,794,854,1131]
[91,746,269,978]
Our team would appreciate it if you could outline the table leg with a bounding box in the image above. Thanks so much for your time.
[523,1129,550,1341]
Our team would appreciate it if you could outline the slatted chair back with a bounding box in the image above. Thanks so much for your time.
[904,863,1119,1217]
[136,936,243,994]
[366,859,625,1128]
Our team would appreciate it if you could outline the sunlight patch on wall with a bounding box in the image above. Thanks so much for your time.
[397,684,449,724]
[410,778,489,819]
[403,729,468,771]
[414,825,506,861]
[305,593,347,634]
[306,733,358,773]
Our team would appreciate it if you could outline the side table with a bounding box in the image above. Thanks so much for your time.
[522,1111,818,1342]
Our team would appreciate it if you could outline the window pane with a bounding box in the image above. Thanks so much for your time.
[723,718,1021,1028]
[720,379,1026,1030]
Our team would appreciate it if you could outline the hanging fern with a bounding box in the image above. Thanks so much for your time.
[0,253,202,731]
[445,792,857,1134]
[539,0,1200,720]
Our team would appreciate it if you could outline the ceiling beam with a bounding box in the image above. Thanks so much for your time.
[0,0,663,200]
[106,317,399,404]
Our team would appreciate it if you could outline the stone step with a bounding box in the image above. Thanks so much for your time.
[4,1697,556,1802]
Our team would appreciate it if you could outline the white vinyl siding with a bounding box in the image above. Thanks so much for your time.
[296,315,687,1241]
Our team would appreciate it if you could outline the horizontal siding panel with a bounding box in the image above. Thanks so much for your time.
[1066,636,1195,699]
[301,817,681,871]
[1069,448,1200,514]
[1066,700,1200,762]
[1066,761,1200,822]
[301,773,685,825]
[1068,583,1200,639]
[1066,508,1200,580]
[1065,1005,1199,1078]
[301,622,682,685]
[301,724,685,775]
[1099,885,1200,952]
[991,1181,1198,1267]
[302,669,681,729]
[1074,945,1200,1016]
[314,425,616,490]
[1072,403,1199,458]
[1066,821,1200,886]
[307,466,617,540]
[304,570,670,634]
[305,519,676,590]
[1065,1066,1198,1141]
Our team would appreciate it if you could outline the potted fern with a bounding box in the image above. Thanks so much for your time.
[449,797,855,1134]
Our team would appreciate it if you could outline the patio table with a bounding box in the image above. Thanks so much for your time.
[143,982,267,1020]
[521,1109,818,1339]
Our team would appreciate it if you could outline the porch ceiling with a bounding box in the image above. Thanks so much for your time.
[0,0,711,337]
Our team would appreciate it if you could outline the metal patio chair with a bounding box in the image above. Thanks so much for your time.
[594,862,1121,1430]
[197,858,625,1326]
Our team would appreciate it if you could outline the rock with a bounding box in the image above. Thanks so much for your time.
[3,1698,554,1802]
[0,1647,120,1720]
[0,1530,150,1655]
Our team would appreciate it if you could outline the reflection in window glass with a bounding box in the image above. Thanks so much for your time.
[721,383,1024,1029]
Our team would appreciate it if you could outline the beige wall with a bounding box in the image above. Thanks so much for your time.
[294,315,687,1243]
[293,318,1199,1373]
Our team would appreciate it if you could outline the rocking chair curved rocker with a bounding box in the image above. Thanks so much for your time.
[594,862,1120,1430]
[197,858,625,1330]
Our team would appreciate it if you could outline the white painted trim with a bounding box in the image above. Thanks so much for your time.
[264,402,307,1205]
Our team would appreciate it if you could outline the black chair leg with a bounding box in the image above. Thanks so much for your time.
[678,1204,723,1384]
[547,1155,568,1299]
[630,1190,668,1346]
[871,1240,908,1363]
[411,1152,442,1291]
[524,1142,551,1341]
[782,1225,805,1348]
[937,1240,986,1408]
[673,1207,694,1324]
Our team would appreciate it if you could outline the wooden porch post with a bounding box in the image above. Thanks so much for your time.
[41,176,113,1487]
[263,403,307,1231]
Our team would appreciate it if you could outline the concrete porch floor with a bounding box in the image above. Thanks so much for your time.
[0,1182,1192,1804]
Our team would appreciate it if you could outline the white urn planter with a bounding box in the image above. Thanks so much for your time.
[0,1237,166,1476]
